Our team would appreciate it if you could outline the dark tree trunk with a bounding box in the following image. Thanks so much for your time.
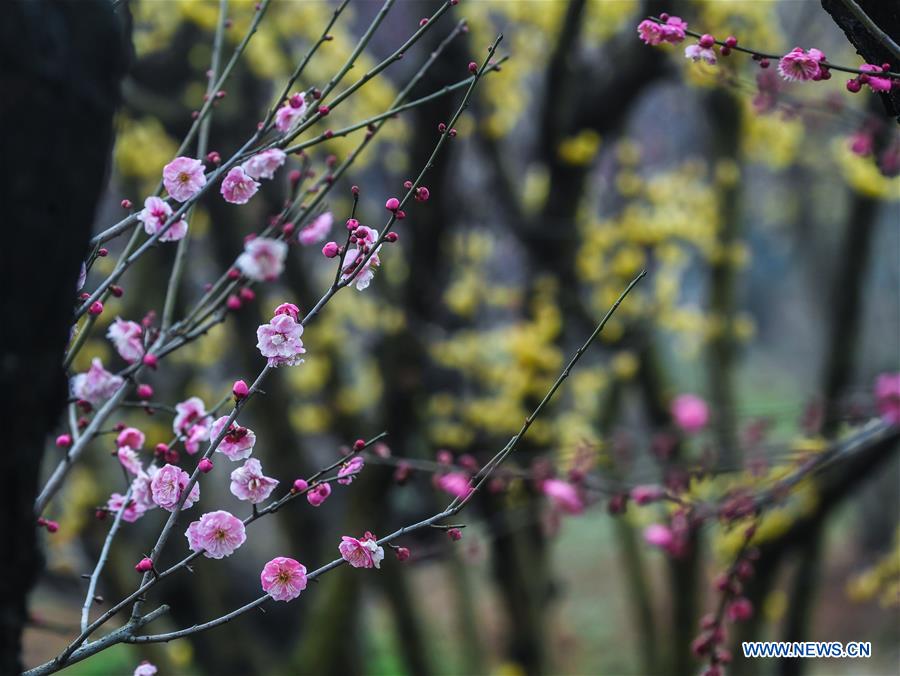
[0,1,127,672]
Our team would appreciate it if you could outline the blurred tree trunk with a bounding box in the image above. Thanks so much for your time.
[0,2,126,672]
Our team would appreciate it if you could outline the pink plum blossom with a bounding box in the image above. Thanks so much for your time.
[337,456,364,485]
[184,422,210,455]
[173,396,208,435]
[133,661,158,676]
[671,394,709,433]
[260,556,307,601]
[230,458,279,503]
[307,482,332,506]
[339,532,384,569]
[71,358,124,405]
[130,467,158,512]
[211,416,257,460]
[242,148,286,180]
[107,492,146,523]
[727,597,754,622]
[778,47,826,82]
[685,44,717,65]
[341,226,381,291]
[150,463,200,511]
[541,479,585,514]
[117,447,143,476]
[859,64,893,92]
[256,312,306,367]
[162,156,207,202]
[236,237,287,282]
[436,472,473,500]
[643,524,675,551]
[875,372,900,424]
[220,166,260,205]
[107,318,144,362]
[185,510,247,559]
[137,196,188,242]
[116,426,145,449]
[637,16,687,45]
[298,212,333,245]
[275,95,307,133]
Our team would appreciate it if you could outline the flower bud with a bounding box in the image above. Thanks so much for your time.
[322,241,340,258]
[198,458,214,473]
[56,434,72,449]
[142,353,158,369]
[293,478,309,492]
[385,197,400,211]
[233,379,249,400]
[396,547,411,561]
[468,61,478,74]
[135,557,153,573]
[447,528,463,541]
[88,301,104,316]
[136,384,154,400]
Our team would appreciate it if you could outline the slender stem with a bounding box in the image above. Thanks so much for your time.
[162,0,229,332]
[80,486,133,633]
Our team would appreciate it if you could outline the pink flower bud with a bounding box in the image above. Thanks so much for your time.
[351,185,360,195]
[206,151,221,164]
[289,93,304,109]
[447,528,463,541]
[289,169,302,185]
[121,199,133,209]
[438,122,447,132]
[436,449,453,465]
[281,222,296,237]
[699,34,715,48]
[56,434,72,449]
[274,302,300,320]
[396,546,411,561]
[385,232,399,243]
[631,484,664,505]
[109,285,123,297]
[353,438,366,451]
[136,384,154,400]
[239,287,256,302]
[419,18,428,27]
[395,210,406,220]
[449,128,458,137]
[415,186,430,201]
[198,458,214,473]
[322,241,340,258]
[88,301,104,316]
[293,478,309,492]
[468,61,478,74]
[155,443,169,456]
[385,197,400,211]
[135,557,153,573]
[164,448,180,464]
[318,105,330,116]
[142,353,158,369]
[846,78,862,92]
[403,180,413,189]
[95,508,107,520]
[226,295,242,311]
[726,597,753,622]
[724,36,737,48]
[233,379,249,400]
[307,482,332,506]
[44,520,59,533]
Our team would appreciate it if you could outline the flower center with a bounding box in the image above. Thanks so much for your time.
[178,172,190,183]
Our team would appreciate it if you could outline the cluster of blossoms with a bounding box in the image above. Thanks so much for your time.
[237,237,287,282]
[339,531,385,569]
[637,13,899,93]
[274,92,308,133]
[106,318,144,363]
[256,302,306,367]
[339,224,382,291]
[71,358,123,405]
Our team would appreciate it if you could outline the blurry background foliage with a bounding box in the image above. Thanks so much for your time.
[29,1,899,675]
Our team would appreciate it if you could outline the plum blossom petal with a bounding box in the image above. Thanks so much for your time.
[107,492,147,523]
[107,318,144,363]
[230,458,279,503]
[541,479,585,514]
[339,532,384,569]
[298,212,333,245]
[150,463,199,511]
[242,148,286,180]
[117,447,143,476]
[236,237,287,282]
[337,456,364,485]
[261,556,307,601]
[256,312,305,367]
[163,156,207,202]
[71,358,124,405]
[221,166,260,205]
[137,196,188,242]
[876,372,900,424]
[173,397,208,435]
[185,510,246,558]
[211,416,257,461]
